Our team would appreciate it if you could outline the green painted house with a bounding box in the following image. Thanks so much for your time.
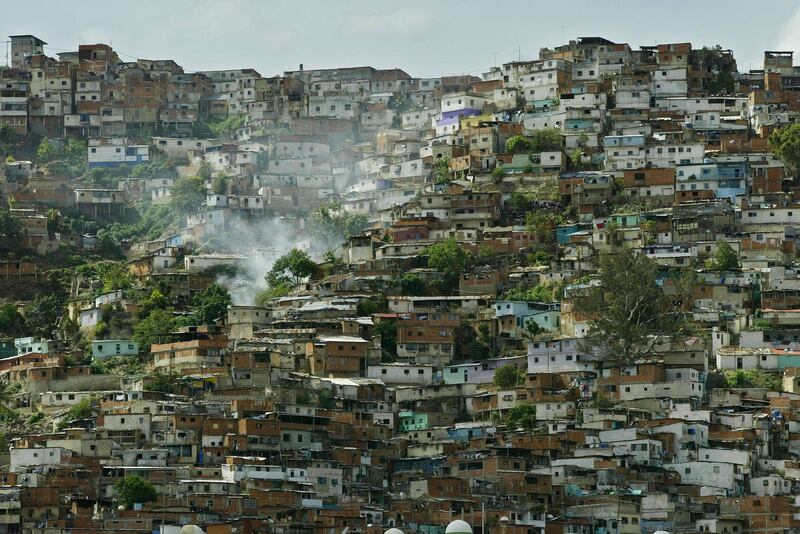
[92,339,140,359]
[399,411,429,431]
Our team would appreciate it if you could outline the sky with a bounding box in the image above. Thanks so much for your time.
[2,0,800,78]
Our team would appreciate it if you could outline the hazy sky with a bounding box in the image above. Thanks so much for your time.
[3,0,800,77]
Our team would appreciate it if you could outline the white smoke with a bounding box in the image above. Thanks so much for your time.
[204,216,345,305]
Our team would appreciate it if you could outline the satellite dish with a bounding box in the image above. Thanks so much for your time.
[180,526,206,534]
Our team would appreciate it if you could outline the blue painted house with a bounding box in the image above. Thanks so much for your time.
[556,223,582,244]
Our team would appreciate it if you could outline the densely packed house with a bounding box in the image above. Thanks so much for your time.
[3,33,800,534]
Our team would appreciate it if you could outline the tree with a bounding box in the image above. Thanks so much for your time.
[428,237,470,275]
[399,273,427,296]
[527,250,552,266]
[522,320,543,340]
[569,147,583,170]
[356,295,386,316]
[207,115,246,137]
[115,476,158,509]
[145,372,180,394]
[0,124,17,145]
[66,397,93,420]
[706,240,739,271]
[138,289,170,320]
[190,283,231,325]
[192,120,213,139]
[86,168,118,189]
[491,166,506,181]
[0,304,25,338]
[137,124,155,143]
[504,283,557,303]
[374,319,397,361]
[504,404,537,431]
[641,220,657,246]
[46,209,62,233]
[434,157,451,184]
[722,370,782,391]
[133,308,176,351]
[574,247,688,365]
[506,135,533,154]
[525,210,562,244]
[699,45,736,94]
[24,293,65,338]
[212,174,228,195]
[508,191,535,214]
[309,202,368,245]
[464,323,498,360]
[529,128,563,153]
[95,229,126,259]
[197,161,213,181]
[322,250,341,265]
[708,71,735,94]
[169,175,206,214]
[0,208,21,253]
[255,283,290,305]
[494,365,525,389]
[267,248,316,287]
[48,138,88,177]
[769,123,800,178]
[427,237,471,292]
[96,262,133,292]
[36,138,58,162]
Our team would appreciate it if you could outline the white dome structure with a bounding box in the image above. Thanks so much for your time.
[180,526,206,534]
[446,520,473,534]
[384,529,404,534]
